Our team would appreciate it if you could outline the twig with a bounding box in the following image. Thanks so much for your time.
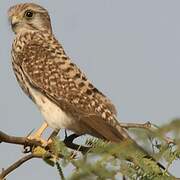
[119,122,175,144]
[119,121,152,129]
[56,162,65,180]
[0,154,41,180]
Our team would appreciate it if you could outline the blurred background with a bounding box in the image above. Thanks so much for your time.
[0,0,180,179]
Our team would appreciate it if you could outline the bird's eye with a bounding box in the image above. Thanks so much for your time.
[24,10,34,19]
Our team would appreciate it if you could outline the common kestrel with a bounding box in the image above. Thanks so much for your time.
[8,3,131,143]
[7,3,166,173]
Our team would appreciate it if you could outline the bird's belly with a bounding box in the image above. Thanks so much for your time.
[29,88,77,131]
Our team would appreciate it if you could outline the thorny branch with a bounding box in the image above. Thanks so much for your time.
[0,130,90,179]
[0,121,176,179]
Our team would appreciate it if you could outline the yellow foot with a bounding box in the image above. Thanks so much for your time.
[27,122,49,147]
[27,134,49,147]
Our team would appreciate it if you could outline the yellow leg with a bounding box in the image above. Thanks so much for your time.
[47,129,60,145]
[33,122,48,138]
[28,122,48,146]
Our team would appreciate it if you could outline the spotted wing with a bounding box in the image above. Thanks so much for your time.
[19,31,129,141]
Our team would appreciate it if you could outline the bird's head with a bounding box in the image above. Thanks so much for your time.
[8,3,52,34]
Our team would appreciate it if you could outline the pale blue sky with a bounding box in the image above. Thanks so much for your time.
[0,0,179,179]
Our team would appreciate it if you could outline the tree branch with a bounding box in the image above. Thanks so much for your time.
[0,131,41,147]
[0,121,176,179]
[0,130,90,179]
[0,154,41,180]
[0,130,90,153]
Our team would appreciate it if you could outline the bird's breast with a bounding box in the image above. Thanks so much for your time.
[28,86,78,131]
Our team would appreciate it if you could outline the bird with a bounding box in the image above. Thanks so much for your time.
[8,3,167,174]
[8,2,131,143]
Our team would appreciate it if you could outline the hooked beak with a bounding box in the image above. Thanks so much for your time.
[11,16,20,29]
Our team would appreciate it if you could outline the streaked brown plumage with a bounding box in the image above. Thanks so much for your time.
[8,3,168,174]
[8,3,130,142]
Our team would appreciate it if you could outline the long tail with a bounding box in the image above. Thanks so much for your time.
[81,115,173,177]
